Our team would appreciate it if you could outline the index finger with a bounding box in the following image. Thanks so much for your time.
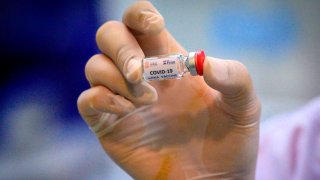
[122,1,186,56]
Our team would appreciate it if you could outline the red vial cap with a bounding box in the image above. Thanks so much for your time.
[195,50,205,76]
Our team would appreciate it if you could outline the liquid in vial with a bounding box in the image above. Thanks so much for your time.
[142,50,205,81]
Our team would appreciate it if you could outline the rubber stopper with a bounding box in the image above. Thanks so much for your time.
[195,50,205,76]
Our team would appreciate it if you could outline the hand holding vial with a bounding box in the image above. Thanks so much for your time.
[78,1,261,180]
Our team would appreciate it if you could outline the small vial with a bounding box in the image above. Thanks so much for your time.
[142,50,205,81]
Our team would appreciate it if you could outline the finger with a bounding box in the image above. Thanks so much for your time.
[77,86,136,137]
[123,1,165,36]
[123,1,186,56]
[85,54,157,105]
[77,85,135,123]
[203,57,252,96]
[96,21,145,84]
[203,57,259,114]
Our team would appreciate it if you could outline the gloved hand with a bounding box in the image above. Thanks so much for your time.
[77,1,261,179]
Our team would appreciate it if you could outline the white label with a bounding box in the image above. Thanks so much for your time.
[143,56,180,81]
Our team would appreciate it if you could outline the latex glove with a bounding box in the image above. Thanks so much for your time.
[77,1,261,180]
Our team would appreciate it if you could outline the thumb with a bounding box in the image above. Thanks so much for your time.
[203,57,252,96]
[203,57,259,116]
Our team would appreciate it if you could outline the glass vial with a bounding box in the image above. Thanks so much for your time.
[142,50,205,81]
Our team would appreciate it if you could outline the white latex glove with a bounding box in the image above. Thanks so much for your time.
[78,1,261,179]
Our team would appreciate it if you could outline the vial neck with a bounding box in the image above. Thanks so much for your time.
[185,52,197,76]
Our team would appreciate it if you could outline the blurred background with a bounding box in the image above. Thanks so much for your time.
[0,0,319,179]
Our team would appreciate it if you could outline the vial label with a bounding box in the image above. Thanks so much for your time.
[143,56,180,81]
